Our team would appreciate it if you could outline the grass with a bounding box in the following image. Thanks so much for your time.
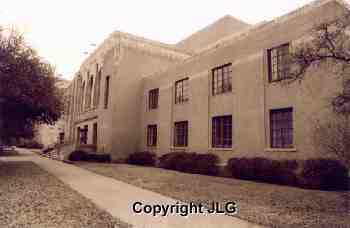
[0,161,132,228]
[76,162,350,228]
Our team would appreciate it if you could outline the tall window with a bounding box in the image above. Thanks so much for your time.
[93,123,97,145]
[212,115,232,148]
[148,88,159,110]
[81,82,85,113]
[80,125,88,144]
[270,108,293,148]
[147,125,157,147]
[175,78,189,104]
[174,121,188,147]
[86,76,93,110]
[268,43,290,82]
[93,65,101,108]
[212,63,232,95]
[104,76,110,109]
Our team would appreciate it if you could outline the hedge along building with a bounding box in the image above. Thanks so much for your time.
[64,0,350,162]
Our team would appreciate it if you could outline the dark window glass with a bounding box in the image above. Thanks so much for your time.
[270,108,293,148]
[268,43,290,82]
[212,63,232,95]
[174,121,188,147]
[212,116,232,148]
[104,76,110,109]
[147,125,157,147]
[93,123,97,145]
[175,78,189,104]
[149,88,159,110]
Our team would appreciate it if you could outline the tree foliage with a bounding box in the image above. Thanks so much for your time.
[289,12,350,114]
[0,29,63,143]
[289,12,350,165]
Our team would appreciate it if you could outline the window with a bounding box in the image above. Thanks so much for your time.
[212,116,232,148]
[59,132,64,144]
[148,88,159,110]
[270,108,293,148]
[80,125,88,144]
[93,123,97,145]
[86,76,93,110]
[268,43,290,82]
[174,121,188,147]
[175,78,189,104]
[104,76,110,109]
[212,63,232,95]
[93,66,101,108]
[147,125,157,147]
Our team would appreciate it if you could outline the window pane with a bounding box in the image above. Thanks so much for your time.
[212,116,232,148]
[270,108,293,148]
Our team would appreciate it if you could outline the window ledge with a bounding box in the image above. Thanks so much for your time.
[171,146,188,151]
[209,147,233,151]
[264,148,297,152]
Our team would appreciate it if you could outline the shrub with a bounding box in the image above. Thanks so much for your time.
[227,157,299,186]
[298,159,349,190]
[276,160,299,186]
[19,140,43,149]
[158,152,219,176]
[69,150,89,161]
[68,150,111,163]
[227,158,256,180]
[127,152,156,166]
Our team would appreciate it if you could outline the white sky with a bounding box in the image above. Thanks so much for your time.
[0,0,337,80]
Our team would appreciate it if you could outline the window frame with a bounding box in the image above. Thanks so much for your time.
[212,63,232,96]
[270,107,294,148]
[212,115,232,148]
[174,121,188,147]
[268,43,290,82]
[175,77,189,104]
[147,124,157,147]
[148,88,159,110]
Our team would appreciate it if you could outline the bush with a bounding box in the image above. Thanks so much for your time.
[68,150,89,161]
[158,152,219,176]
[127,152,156,166]
[298,159,349,190]
[18,140,43,149]
[227,157,299,186]
[68,151,111,163]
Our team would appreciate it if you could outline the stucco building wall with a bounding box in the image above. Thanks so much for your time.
[63,0,349,163]
[140,0,347,162]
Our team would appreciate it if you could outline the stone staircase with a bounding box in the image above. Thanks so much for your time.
[42,148,61,160]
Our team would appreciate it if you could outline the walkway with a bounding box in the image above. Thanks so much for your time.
[0,149,266,228]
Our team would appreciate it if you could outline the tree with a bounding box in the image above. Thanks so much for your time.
[0,29,63,144]
[288,12,350,166]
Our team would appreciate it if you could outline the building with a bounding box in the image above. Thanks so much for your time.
[63,0,349,163]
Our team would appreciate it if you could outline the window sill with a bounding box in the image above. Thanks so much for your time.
[175,100,189,105]
[171,146,188,151]
[264,148,297,152]
[209,147,233,151]
[212,91,233,97]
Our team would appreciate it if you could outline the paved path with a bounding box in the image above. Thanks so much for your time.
[1,149,266,228]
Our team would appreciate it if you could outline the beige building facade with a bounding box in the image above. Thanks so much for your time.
[63,0,349,163]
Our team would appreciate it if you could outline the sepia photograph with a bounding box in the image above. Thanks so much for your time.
[0,0,349,227]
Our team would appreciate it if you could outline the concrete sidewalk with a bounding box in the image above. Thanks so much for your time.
[1,149,266,228]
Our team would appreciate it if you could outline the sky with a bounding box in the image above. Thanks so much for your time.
[0,0,334,80]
